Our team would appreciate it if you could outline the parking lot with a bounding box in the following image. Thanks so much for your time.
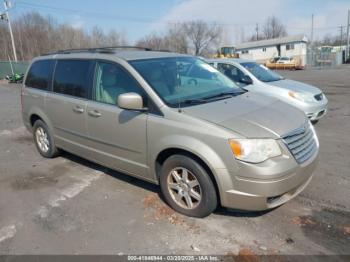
[0,65,349,256]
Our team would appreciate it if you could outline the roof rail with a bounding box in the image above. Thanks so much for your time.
[42,46,152,56]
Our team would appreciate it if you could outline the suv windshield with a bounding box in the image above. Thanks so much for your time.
[130,57,244,107]
[241,62,284,82]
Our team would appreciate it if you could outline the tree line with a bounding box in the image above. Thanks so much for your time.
[1,11,292,61]
[0,12,127,61]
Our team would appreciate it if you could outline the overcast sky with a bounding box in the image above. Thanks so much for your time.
[9,0,350,44]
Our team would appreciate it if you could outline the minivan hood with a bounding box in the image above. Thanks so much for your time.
[182,92,306,138]
[267,79,321,95]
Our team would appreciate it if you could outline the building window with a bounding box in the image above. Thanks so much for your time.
[242,50,249,54]
[262,48,266,52]
[286,44,295,50]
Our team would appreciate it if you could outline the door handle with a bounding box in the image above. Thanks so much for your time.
[73,106,84,113]
[88,110,102,117]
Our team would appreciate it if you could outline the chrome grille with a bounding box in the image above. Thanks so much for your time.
[282,122,318,164]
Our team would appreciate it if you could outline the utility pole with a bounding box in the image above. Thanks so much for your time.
[310,14,314,45]
[340,26,344,63]
[309,14,314,67]
[255,23,259,41]
[3,0,17,62]
[340,26,343,46]
[347,9,350,61]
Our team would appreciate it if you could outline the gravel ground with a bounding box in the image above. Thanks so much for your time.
[0,66,349,256]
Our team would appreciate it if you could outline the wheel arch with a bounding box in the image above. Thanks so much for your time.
[155,147,223,206]
[28,108,54,132]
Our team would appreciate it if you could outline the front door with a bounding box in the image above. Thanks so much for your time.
[85,61,148,178]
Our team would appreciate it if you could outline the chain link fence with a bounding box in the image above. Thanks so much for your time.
[306,47,344,69]
[0,61,29,79]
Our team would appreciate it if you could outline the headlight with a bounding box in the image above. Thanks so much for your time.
[288,91,314,102]
[229,139,282,163]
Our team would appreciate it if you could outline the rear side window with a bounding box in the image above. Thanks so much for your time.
[53,60,91,98]
[25,60,54,90]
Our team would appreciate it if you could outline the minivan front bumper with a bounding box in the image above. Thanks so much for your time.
[218,151,318,211]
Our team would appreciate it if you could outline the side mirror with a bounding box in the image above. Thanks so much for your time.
[117,92,146,111]
[240,75,253,85]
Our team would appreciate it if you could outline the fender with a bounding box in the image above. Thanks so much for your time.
[150,134,237,194]
[27,106,54,134]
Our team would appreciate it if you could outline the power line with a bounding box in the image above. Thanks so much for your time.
[16,1,258,27]
[13,1,347,32]
[16,1,159,23]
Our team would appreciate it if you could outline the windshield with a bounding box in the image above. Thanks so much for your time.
[130,57,244,107]
[241,62,284,82]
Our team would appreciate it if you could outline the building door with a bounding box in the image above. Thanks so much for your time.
[277,44,281,56]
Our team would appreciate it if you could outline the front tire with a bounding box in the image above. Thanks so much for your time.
[159,154,217,218]
[33,120,59,158]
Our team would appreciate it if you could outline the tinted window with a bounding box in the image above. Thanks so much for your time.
[53,60,91,98]
[94,61,145,105]
[25,60,54,90]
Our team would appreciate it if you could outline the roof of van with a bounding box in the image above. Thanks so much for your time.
[116,51,190,60]
[40,50,191,61]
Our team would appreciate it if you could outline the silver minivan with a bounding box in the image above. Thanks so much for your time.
[208,58,328,123]
[22,48,319,217]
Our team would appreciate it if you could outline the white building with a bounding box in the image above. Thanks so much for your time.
[236,35,308,66]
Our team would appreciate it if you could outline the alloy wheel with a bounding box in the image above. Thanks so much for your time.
[35,127,50,153]
[167,167,202,209]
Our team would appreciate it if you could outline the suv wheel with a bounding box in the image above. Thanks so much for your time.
[33,120,59,158]
[159,154,217,218]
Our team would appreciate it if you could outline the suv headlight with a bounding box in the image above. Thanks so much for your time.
[229,139,282,163]
[288,91,314,102]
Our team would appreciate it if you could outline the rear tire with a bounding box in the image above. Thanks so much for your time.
[33,120,59,158]
[159,154,217,218]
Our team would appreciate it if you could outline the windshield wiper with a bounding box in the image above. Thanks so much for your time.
[202,90,246,100]
[173,90,246,107]
[180,98,207,105]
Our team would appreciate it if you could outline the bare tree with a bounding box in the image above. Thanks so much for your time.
[0,24,11,60]
[136,32,167,50]
[183,20,223,56]
[105,29,128,46]
[164,23,188,53]
[0,11,129,61]
[262,16,287,39]
[136,24,189,53]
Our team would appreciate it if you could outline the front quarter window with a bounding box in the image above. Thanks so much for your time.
[130,57,244,107]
